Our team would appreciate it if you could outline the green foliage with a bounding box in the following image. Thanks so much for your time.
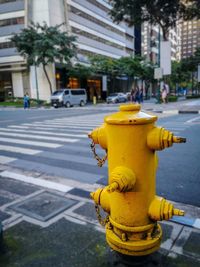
[109,0,200,40]
[181,47,200,72]
[89,55,119,76]
[171,61,190,86]
[11,22,77,94]
[11,22,77,67]
[186,95,200,99]
[168,95,178,102]
[68,64,93,79]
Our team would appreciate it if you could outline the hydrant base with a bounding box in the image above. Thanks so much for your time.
[106,224,162,256]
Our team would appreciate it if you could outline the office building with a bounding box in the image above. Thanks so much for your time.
[0,0,135,101]
[181,19,200,59]
[140,22,181,65]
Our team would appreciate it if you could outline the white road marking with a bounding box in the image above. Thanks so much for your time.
[21,123,93,130]
[0,132,79,143]
[8,125,89,133]
[0,144,41,155]
[0,170,72,193]
[193,218,200,229]
[0,155,17,164]
[0,137,62,148]
[186,116,200,124]
[0,127,87,138]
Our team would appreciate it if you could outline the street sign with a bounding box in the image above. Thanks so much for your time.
[154,67,163,80]
[160,41,171,75]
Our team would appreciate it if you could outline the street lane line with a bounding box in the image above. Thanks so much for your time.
[0,127,87,138]
[0,155,17,164]
[22,123,94,129]
[193,218,200,229]
[0,170,72,193]
[0,137,62,148]
[186,116,200,123]
[44,121,101,127]
[8,125,89,133]
[0,132,79,143]
[7,126,30,129]
[38,151,107,167]
[171,216,200,230]
[0,144,41,155]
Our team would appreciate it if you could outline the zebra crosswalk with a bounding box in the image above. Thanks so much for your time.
[0,114,107,186]
[0,112,198,187]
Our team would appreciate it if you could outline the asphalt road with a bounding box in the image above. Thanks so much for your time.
[0,105,199,207]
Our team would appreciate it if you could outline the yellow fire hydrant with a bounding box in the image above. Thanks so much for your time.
[89,104,186,256]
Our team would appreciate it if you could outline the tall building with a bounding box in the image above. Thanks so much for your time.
[140,22,181,65]
[0,0,26,100]
[0,0,135,101]
[181,19,200,59]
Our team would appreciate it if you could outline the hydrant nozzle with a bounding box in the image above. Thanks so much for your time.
[172,136,186,143]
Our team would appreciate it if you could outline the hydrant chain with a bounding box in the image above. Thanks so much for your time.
[90,141,107,167]
[95,204,109,226]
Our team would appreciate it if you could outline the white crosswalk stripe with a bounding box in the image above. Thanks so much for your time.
[21,123,95,129]
[8,125,89,133]
[0,113,106,185]
[0,131,79,143]
[0,127,87,138]
[0,137,62,148]
[0,155,17,164]
[0,144,41,155]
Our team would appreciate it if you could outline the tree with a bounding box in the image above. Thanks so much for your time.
[68,64,93,80]
[11,22,77,95]
[109,0,200,40]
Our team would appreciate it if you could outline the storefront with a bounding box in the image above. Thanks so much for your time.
[0,71,12,101]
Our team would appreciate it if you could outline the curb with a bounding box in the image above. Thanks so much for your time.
[170,216,200,230]
[1,170,200,231]
[152,109,200,114]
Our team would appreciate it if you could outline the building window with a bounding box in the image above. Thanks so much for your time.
[70,6,125,36]
[0,0,18,3]
[86,0,109,13]
[0,41,15,49]
[0,17,24,27]
[71,26,125,50]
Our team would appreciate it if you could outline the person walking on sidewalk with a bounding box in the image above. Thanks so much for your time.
[161,84,167,104]
[23,93,29,109]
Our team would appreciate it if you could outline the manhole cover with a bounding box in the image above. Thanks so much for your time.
[9,191,76,222]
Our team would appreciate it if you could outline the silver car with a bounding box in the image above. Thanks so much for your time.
[106,92,127,104]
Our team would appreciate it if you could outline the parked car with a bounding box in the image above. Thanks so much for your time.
[51,88,87,108]
[106,92,127,104]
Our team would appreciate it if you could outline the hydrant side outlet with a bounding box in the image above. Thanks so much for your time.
[88,104,186,256]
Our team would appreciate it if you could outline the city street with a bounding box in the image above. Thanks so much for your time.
[0,101,200,266]
[0,103,200,206]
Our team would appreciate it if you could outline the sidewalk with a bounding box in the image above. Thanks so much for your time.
[0,174,200,267]
[141,97,200,114]
[1,97,200,114]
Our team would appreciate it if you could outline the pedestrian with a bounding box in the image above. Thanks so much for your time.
[161,84,167,104]
[139,87,143,103]
[164,83,169,103]
[135,86,140,103]
[23,94,29,109]
[26,93,30,108]
[130,87,135,102]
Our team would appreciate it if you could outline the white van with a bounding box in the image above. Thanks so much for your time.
[51,88,87,108]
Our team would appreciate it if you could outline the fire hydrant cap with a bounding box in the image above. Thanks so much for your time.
[105,104,157,125]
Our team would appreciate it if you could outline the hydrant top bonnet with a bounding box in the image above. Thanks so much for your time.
[105,104,157,125]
